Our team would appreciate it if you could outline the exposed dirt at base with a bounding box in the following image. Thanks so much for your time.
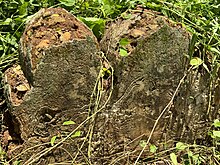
[2,65,28,152]
[4,64,30,106]
[1,8,99,162]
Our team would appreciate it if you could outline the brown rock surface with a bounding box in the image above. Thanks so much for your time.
[2,7,219,165]
[95,9,219,163]
[3,8,100,164]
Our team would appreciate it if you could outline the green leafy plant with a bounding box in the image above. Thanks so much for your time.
[50,135,57,146]
[169,142,210,164]
[0,144,6,163]
[149,144,157,153]
[190,57,203,68]
[78,17,105,40]
[119,48,128,57]
[71,130,81,138]
[119,38,130,57]
[170,152,178,165]
[139,140,147,148]
[209,119,220,146]
[63,120,76,125]
[50,120,81,147]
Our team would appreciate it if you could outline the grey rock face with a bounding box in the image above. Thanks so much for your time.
[3,8,219,164]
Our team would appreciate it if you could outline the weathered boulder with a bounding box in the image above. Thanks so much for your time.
[2,7,219,165]
[94,9,219,163]
[3,8,100,164]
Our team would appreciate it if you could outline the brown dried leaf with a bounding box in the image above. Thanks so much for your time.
[36,39,50,49]
[148,24,158,30]
[32,19,42,28]
[3,130,12,146]
[49,15,66,25]
[130,29,145,38]
[35,31,46,38]
[16,84,29,92]
[51,14,60,17]
[13,65,22,75]
[27,30,32,37]
[50,35,56,40]
[60,32,71,42]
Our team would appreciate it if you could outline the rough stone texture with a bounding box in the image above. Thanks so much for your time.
[95,9,219,163]
[19,8,97,86]
[3,8,100,164]
[2,7,219,165]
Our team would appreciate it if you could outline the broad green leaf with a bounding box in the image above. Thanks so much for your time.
[5,18,12,25]
[209,47,220,55]
[139,140,147,148]
[101,68,111,77]
[213,131,220,138]
[58,0,76,6]
[121,13,132,19]
[146,2,162,10]
[188,150,193,157]
[50,136,57,146]
[119,48,128,57]
[150,144,157,153]
[13,160,21,165]
[0,18,12,26]
[101,69,105,77]
[189,34,197,58]
[190,57,203,66]
[213,119,220,128]
[71,131,81,138]
[192,154,200,163]
[119,38,130,46]
[78,17,105,39]
[176,142,187,150]
[209,131,216,139]
[5,35,18,47]
[81,17,102,22]
[202,63,210,73]
[102,68,108,72]
[0,45,3,51]
[19,2,29,16]
[63,120,76,125]
[170,153,178,165]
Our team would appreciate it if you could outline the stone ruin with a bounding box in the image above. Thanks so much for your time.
[1,7,219,164]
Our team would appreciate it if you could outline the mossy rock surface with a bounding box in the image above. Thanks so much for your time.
[3,8,100,164]
[2,7,219,164]
[96,9,219,163]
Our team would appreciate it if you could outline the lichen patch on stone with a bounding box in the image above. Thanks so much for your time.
[21,8,96,72]
[101,8,186,58]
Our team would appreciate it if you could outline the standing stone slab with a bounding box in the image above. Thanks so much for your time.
[95,9,219,163]
[2,7,219,165]
[3,8,100,163]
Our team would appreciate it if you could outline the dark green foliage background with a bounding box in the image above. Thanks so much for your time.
[0,0,219,75]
